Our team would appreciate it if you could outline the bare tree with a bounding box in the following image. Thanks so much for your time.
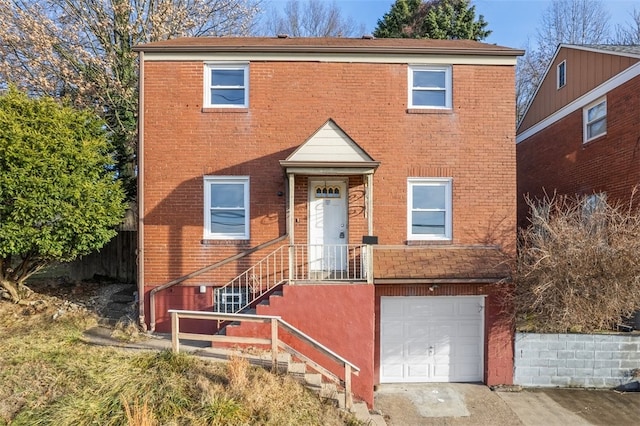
[516,0,611,123]
[612,8,640,45]
[260,0,365,37]
[0,0,262,199]
[514,193,640,333]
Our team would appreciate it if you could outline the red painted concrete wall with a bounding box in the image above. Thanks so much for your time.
[224,284,375,407]
[517,76,640,225]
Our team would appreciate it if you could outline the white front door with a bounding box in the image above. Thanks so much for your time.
[309,180,347,272]
[380,296,485,383]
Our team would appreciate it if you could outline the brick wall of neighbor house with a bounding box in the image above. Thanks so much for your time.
[517,76,640,224]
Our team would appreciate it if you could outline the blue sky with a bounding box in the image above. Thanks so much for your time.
[313,0,640,49]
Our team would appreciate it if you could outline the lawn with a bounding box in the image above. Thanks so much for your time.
[0,286,356,425]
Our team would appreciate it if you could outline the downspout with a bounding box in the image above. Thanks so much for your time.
[137,51,146,330]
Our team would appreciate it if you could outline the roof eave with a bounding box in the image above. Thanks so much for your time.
[133,45,525,57]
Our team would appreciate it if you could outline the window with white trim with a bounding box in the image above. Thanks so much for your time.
[583,97,606,143]
[204,64,248,107]
[408,66,452,109]
[557,60,566,89]
[204,176,249,239]
[407,178,452,240]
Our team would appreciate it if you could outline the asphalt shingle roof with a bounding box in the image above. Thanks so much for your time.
[373,245,510,282]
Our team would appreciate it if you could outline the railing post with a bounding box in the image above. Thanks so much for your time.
[271,318,279,371]
[366,244,374,284]
[344,363,353,410]
[171,311,179,353]
[288,244,294,282]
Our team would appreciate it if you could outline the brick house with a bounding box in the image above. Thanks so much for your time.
[134,37,522,406]
[517,44,640,223]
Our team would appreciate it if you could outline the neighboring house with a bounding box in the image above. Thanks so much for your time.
[517,44,640,224]
[134,37,522,407]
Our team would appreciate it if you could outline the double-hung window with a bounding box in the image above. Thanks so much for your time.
[408,66,452,109]
[583,97,606,143]
[204,63,248,108]
[407,178,452,240]
[204,176,249,239]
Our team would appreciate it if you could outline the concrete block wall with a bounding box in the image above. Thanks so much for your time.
[514,332,640,388]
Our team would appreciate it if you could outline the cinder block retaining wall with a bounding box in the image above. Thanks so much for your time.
[514,333,640,388]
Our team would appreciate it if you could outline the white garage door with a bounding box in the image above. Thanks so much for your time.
[380,296,484,383]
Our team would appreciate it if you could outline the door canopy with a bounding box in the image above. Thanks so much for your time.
[279,119,379,175]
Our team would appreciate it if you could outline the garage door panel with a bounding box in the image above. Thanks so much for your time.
[380,296,484,383]
[406,364,430,379]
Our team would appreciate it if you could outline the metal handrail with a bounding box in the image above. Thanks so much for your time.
[168,309,360,410]
[148,235,288,332]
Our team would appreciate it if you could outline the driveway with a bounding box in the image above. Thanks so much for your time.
[374,383,640,425]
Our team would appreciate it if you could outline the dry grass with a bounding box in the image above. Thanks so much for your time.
[0,290,355,426]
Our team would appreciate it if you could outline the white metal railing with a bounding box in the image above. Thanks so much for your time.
[169,310,360,409]
[290,244,368,281]
[214,246,288,314]
[214,244,369,314]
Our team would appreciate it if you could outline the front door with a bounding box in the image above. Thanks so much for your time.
[309,180,348,273]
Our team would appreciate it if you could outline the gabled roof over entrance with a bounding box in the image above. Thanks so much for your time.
[280,119,379,175]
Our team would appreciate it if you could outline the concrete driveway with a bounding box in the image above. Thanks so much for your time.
[374,383,640,425]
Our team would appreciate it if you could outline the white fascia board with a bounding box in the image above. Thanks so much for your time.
[141,51,518,66]
[516,62,640,144]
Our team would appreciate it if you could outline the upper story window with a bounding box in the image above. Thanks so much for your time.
[557,60,566,89]
[204,63,248,108]
[407,178,452,240]
[583,97,606,143]
[204,176,249,239]
[408,66,452,109]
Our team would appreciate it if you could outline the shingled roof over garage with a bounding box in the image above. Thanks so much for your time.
[373,246,510,284]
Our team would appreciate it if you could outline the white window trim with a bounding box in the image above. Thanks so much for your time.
[557,60,566,89]
[203,176,250,240]
[583,96,607,143]
[408,65,452,109]
[407,178,453,241]
[203,63,249,108]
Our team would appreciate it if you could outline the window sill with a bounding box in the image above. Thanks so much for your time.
[201,239,250,247]
[583,133,607,146]
[406,239,453,246]
[406,108,453,115]
[202,107,249,113]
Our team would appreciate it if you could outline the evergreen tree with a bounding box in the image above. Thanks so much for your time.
[374,0,491,41]
[0,88,127,302]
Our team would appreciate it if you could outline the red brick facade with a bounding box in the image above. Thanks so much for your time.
[137,38,520,405]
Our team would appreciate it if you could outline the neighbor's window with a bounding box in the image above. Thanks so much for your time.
[214,288,248,313]
[557,60,566,89]
[204,64,248,108]
[407,178,452,240]
[204,176,249,239]
[583,192,607,217]
[408,66,452,109]
[583,97,606,143]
